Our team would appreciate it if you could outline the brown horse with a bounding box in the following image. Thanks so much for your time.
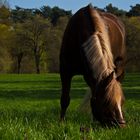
[60,4,126,127]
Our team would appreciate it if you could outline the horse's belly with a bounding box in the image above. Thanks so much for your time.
[60,48,85,75]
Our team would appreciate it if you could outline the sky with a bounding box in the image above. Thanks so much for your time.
[9,0,140,13]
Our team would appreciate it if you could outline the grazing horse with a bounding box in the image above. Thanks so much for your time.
[60,4,126,127]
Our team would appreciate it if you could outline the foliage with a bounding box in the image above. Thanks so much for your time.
[0,5,10,25]
[46,16,69,72]
[105,3,126,16]
[0,6,12,73]
[8,23,30,73]
[11,6,34,23]
[126,4,140,16]
[8,5,71,73]
[14,15,52,74]
[123,16,140,72]
[35,5,72,25]
[0,22,12,72]
[0,3,140,73]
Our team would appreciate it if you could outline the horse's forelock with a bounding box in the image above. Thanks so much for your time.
[104,78,123,108]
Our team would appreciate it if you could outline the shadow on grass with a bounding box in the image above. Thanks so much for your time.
[0,89,86,100]
[124,89,140,100]
[0,88,139,100]
[0,80,60,84]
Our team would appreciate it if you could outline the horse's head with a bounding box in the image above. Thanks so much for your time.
[91,72,126,127]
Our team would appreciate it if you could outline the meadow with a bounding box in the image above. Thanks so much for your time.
[0,73,139,140]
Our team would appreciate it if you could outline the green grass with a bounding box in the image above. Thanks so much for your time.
[0,73,139,140]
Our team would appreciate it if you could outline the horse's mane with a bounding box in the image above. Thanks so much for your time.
[82,5,115,82]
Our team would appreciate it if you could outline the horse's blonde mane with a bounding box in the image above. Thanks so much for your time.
[82,8,115,82]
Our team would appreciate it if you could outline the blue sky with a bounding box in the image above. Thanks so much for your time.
[9,0,140,13]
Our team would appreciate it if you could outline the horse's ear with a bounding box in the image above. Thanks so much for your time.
[102,71,114,86]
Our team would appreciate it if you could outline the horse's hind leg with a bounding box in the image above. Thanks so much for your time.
[60,73,72,121]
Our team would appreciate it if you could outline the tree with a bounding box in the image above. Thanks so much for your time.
[0,4,12,73]
[123,16,140,71]
[0,0,9,8]
[46,16,69,72]
[35,6,72,25]
[11,6,34,23]
[19,15,51,73]
[38,6,52,19]
[11,6,72,73]
[9,23,30,73]
[0,5,11,25]
[126,4,140,16]
[51,6,72,25]
[0,23,12,73]
[105,3,126,16]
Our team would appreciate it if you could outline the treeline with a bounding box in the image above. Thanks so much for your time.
[0,1,140,73]
[0,1,72,73]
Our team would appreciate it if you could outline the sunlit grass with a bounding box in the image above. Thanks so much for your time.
[0,73,139,139]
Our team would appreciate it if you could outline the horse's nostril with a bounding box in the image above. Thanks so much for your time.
[119,123,126,128]
[118,119,126,128]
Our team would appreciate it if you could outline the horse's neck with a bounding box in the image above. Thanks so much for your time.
[82,33,114,82]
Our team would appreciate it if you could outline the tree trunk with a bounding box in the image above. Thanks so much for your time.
[35,54,40,74]
[17,53,23,74]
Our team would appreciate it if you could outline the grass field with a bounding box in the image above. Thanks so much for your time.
[0,73,139,140]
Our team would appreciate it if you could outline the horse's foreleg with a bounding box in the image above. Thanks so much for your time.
[60,74,72,121]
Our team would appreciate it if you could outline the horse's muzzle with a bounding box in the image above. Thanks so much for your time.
[118,119,126,128]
